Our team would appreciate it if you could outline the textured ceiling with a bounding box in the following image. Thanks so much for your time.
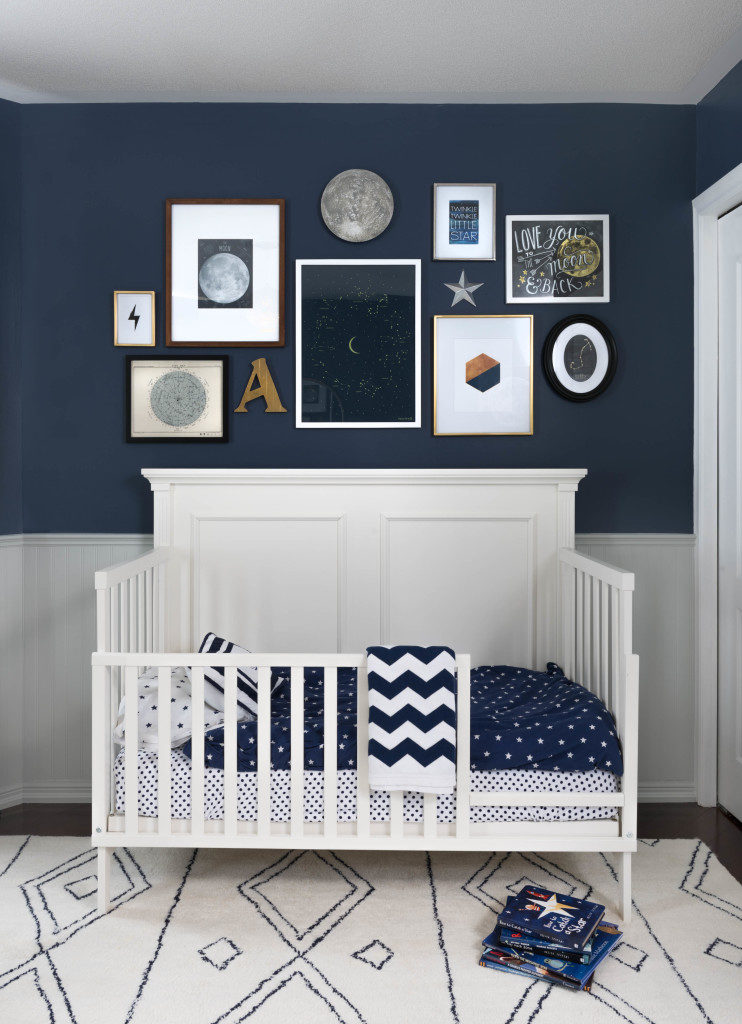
[1,0,741,103]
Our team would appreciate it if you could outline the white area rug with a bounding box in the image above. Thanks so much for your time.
[0,838,740,1023]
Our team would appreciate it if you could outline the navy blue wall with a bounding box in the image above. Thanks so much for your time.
[0,99,22,534]
[16,102,695,534]
[697,57,742,194]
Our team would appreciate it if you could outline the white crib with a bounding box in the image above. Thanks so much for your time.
[91,469,638,919]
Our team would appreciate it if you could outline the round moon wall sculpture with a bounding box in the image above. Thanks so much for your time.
[320,169,394,242]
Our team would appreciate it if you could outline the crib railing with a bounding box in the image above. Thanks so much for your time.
[95,548,169,655]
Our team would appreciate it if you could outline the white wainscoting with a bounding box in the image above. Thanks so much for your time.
[577,534,697,803]
[0,532,696,807]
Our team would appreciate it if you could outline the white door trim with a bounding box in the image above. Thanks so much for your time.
[693,159,742,806]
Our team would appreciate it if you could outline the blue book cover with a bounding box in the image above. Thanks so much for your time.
[480,923,622,990]
[478,949,591,991]
[485,923,595,964]
[497,885,605,949]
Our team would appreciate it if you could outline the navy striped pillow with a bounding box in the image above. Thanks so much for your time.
[198,632,271,717]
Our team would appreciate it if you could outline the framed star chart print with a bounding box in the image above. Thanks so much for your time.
[505,214,609,303]
[295,259,421,428]
[126,356,228,442]
[165,198,285,346]
[433,184,496,260]
[114,291,155,346]
[542,315,617,402]
[433,315,533,436]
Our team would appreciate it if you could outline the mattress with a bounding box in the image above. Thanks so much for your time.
[114,748,619,824]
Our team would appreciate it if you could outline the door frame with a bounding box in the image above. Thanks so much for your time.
[693,160,742,806]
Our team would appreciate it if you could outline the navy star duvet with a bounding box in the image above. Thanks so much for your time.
[183,662,623,777]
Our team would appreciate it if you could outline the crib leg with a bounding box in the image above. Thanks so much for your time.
[618,851,632,924]
[97,846,112,915]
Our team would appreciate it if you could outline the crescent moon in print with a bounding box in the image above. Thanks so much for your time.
[348,337,360,354]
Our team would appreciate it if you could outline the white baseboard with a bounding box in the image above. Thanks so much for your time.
[0,784,25,811]
[19,781,93,804]
[638,782,697,802]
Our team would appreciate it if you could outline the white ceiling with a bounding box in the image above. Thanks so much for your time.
[1,0,741,104]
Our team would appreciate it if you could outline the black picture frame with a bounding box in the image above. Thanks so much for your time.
[542,315,617,402]
[125,355,229,442]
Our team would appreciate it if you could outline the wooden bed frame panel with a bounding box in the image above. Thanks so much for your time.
[91,469,638,921]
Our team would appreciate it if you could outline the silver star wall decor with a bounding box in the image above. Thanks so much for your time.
[445,270,483,306]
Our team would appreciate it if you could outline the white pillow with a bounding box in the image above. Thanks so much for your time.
[112,666,240,750]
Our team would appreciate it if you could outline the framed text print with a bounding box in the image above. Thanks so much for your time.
[433,315,533,435]
[505,215,609,303]
[126,356,228,442]
[296,259,421,428]
[433,183,496,260]
[543,315,617,402]
[114,291,155,346]
[166,198,285,346]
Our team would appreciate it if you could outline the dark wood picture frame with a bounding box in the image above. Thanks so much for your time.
[542,314,617,402]
[165,198,285,347]
[125,355,229,442]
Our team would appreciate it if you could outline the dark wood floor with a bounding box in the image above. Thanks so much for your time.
[1,802,740,882]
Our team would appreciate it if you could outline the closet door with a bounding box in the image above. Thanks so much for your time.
[718,203,742,822]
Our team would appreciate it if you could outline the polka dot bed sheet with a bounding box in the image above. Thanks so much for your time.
[113,749,619,823]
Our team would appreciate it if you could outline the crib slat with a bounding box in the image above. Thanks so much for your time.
[575,570,584,684]
[323,666,338,840]
[157,667,171,834]
[423,793,436,839]
[257,667,271,837]
[592,576,600,696]
[124,665,139,835]
[582,572,591,690]
[356,663,370,838]
[611,586,620,730]
[601,580,609,705]
[137,573,145,653]
[390,791,403,839]
[110,584,119,653]
[223,667,238,837]
[290,666,304,839]
[190,667,205,838]
[144,569,153,653]
[456,655,471,839]
[152,566,159,652]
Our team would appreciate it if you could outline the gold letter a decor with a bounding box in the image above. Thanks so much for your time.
[234,358,287,414]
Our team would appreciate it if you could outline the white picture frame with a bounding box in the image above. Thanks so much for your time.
[505,214,610,303]
[114,291,155,346]
[433,183,496,261]
[434,314,533,436]
[295,259,421,429]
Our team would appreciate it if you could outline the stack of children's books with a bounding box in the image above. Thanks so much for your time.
[479,886,622,992]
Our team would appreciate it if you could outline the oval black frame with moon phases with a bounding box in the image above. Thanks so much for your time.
[542,315,617,402]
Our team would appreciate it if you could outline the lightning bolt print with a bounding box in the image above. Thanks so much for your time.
[128,305,140,330]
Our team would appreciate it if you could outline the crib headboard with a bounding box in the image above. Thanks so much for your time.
[142,468,586,668]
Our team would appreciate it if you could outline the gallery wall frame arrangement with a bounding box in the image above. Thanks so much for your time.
[295,258,422,429]
[113,291,155,347]
[433,183,496,261]
[505,214,609,303]
[433,314,533,436]
[542,315,617,402]
[126,355,229,442]
[165,198,285,347]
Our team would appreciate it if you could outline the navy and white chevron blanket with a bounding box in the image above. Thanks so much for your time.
[366,645,457,795]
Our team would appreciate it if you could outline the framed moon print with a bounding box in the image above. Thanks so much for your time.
[542,315,617,402]
[433,315,533,436]
[296,259,421,428]
[114,291,155,346]
[433,184,496,260]
[165,198,285,346]
[506,215,609,303]
[126,356,228,441]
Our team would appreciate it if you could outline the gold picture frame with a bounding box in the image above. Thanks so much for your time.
[114,291,156,347]
[433,314,533,436]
